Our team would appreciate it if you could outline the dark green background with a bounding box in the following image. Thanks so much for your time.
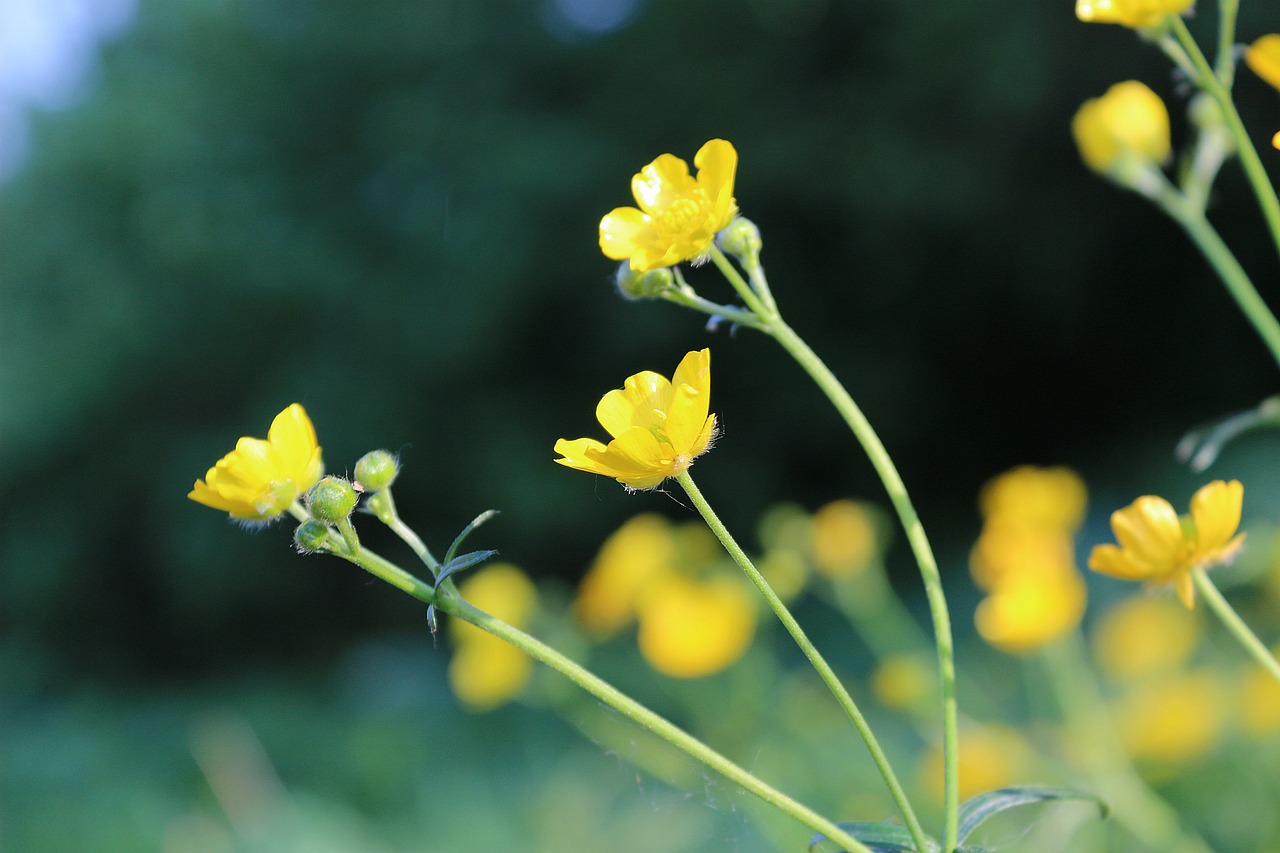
[3,3,1279,846]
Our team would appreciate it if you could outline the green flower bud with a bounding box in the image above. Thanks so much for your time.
[355,450,399,491]
[305,476,359,522]
[614,262,674,301]
[294,520,331,553]
[716,216,762,261]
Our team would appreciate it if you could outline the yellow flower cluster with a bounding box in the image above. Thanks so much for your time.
[554,349,717,490]
[573,513,756,678]
[188,403,324,522]
[1088,480,1245,608]
[1075,0,1193,29]
[599,139,738,272]
[1072,81,1171,177]
[969,466,1089,654]
[448,563,539,711]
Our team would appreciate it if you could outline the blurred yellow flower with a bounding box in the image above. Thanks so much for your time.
[1246,35,1280,91]
[1088,480,1245,608]
[974,568,1088,654]
[1075,0,1193,28]
[810,499,878,579]
[1240,660,1280,735]
[554,349,717,490]
[871,655,934,712]
[978,465,1087,532]
[1072,81,1171,175]
[448,563,538,711]
[1092,595,1200,681]
[188,403,323,522]
[573,513,677,638]
[970,524,1078,590]
[599,139,738,272]
[1114,671,1224,764]
[919,725,1031,802]
[636,575,756,678]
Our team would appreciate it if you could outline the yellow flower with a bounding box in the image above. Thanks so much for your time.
[1246,34,1280,91]
[1075,0,1193,28]
[635,575,756,678]
[188,403,323,521]
[1088,480,1245,608]
[978,465,1087,532]
[448,563,538,711]
[599,139,738,272]
[554,349,717,490]
[974,567,1088,654]
[1072,81,1171,175]
[1240,660,1280,736]
[871,655,934,712]
[1092,595,1200,681]
[919,725,1031,802]
[572,513,678,638]
[810,499,879,579]
[1114,671,1224,765]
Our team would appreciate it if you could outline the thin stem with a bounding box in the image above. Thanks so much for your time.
[367,488,440,572]
[659,286,768,331]
[433,585,876,853]
[1193,568,1280,683]
[676,471,930,853]
[1039,634,1214,853]
[1151,179,1280,371]
[1170,16,1280,263]
[1215,0,1239,87]
[760,317,961,851]
[323,537,436,603]
[709,247,770,318]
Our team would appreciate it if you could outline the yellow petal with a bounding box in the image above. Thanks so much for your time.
[599,206,652,262]
[1088,542,1156,581]
[1111,496,1183,568]
[693,139,738,225]
[1189,480,1242,555]
[632,153,696,213]
[1246,34,1280,92]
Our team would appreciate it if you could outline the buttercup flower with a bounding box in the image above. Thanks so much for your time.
[599,139,738,272]
[188,403,323,521]
[573,513,678,638]
[449,563,538,712]
[636,575,756,678]
[1075,0,1193,28]
[554,349,717,490]
[1072,81,1171,176]
[1246,34,1280,92]
[1088,480,1245,607]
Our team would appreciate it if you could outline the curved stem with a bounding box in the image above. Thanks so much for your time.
[367,488,440,572]
[434,585,876,853]
[760,317,960,851]
[677,471,930,853]
[709,247,770,318]
[1193,568,1280,684]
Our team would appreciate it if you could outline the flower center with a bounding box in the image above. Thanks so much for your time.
[656,194,707,236]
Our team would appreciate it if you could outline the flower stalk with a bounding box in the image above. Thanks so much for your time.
[1192,568,1280,684]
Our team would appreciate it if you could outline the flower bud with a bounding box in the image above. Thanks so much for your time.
[305,476,359,522]
[355,450,399,491]
[715,216,762,262]
[294,519,331,553]
[1072,81,1170,191]
[614,262,674,301]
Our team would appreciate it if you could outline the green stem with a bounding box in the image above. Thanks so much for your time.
[1170,16,1280,264]
[368,488,440,572]
[1193,568,1280,683]
[1040,634,1215,853]
[1151,178,1280,371]
[676,471,930,853]
[1215,0,1239,87]
[759,317,960,851]
[433,585,876,853]
[709,246,770,318]
[325,537,437,603]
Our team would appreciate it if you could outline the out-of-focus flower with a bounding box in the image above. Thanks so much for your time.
[971,524,1078,590]
[188,403,323,522]
[810,499,879,579]
[1075,0,1193,28]
[871,655,934,712]
[1246,35,1280,91]
[1114,672,1225,765]
[599,139,738,272]
[1088,480,1245,608]
[636,575,756,678]
[1239,660,1280,736]
[1092,596,1201,681]
[573,513,677,638]
[1072,81,1171,176]
[919,725,1032,802]
[978,466,1087,533]
[448,563,538,711]
[974,569,1088,654]
[554,349,717,490]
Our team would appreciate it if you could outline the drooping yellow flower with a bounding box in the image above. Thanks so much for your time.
[188,403,324,521]
[1092,595,1201,681]
[1246,35,1280,91]
[1088,480,1245,608]
[1075,0,1193,28]
[554,349,717,490]
[1072,81,1171,176]
[599,139,738,272]
[573,513,678,638]
[448,563,538,711]
[635,575,756,678]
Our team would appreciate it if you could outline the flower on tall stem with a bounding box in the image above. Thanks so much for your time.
[1088,480,1245,607]
[188,403,323,522]
[554,349,717,490]
[599,140,738,272]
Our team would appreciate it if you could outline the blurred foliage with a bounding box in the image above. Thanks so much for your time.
[4,0,1280,849]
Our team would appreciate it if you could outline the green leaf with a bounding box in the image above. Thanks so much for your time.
[957,786,1108,844]
[1176,395,1280,471]
[442,509,501,565]
[809,821,939,853]
[435,549,499,586]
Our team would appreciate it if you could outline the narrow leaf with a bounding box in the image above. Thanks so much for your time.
[957,786,1107,844]
[809,821,937,853]
[443,509,501,564]
[435,549,498,586]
